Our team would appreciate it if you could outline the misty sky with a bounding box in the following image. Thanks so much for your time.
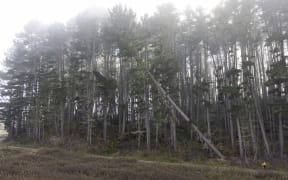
[0,0,221,66]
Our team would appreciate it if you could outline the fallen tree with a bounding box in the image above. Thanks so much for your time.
[147,71,225,159]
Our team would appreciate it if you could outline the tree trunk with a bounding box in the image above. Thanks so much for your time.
[207,107,211,142]
[236,118,244,159]
[247,107,257,160]
[60,103,64,138]
[103,103,109,143]
[137,113,141,149]
[279,109,284,158]
[170,108,177,152]
[145,83,150,150]
[252,88,271,157]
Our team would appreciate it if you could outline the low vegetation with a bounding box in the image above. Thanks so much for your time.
[0,145,286,180]
[0,136,286,180]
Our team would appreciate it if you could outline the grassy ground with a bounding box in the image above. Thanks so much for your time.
[0,145,287,180]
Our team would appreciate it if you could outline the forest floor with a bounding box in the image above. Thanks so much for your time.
[0,138,287,179]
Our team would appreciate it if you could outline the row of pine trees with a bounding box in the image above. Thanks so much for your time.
[1,0,288,160]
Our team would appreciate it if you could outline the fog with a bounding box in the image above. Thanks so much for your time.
[0,0,221,66]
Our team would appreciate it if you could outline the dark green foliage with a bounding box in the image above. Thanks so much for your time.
[225,68,242,78]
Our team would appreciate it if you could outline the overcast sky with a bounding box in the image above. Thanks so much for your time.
[0,0,221,67]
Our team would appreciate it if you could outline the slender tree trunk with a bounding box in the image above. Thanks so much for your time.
[279,109,284,158]
[67,98,72,135]
[58,46,65,139]
[145,83,150,150]
[103,102,109,143]
[60,103,64,138]
[170,108,177,152]
[137,113,141,149]
[236,118,244,159]
[247,106,257,160]
[87,111,92,145]
[252,89,271,157]
[227,100,235,148]
[170,118,177,152]
[155,123,159,148]
[207,107,211,142]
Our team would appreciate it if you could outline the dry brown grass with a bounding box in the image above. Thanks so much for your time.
[0,147,286,180]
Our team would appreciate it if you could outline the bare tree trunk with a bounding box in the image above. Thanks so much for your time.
[247,106,257,160]
[58,46,65,139]
[137,113,141,149]
[67,98,72,135]
[279,109,284,158]
[236,118,244,159]
[170,108,177,152]
[87,40,96,145]
[55,115,58,137]
[170,119,177,152]
[120,58,128,134]
[87,113,92,145]
[227,100,235,148]
[34,63,40,142]
[145,83,150,150]
[207,107,211,142]
[252,89,271,157]
[103,103,109,143]
[155,123,159,148]
[60,103,64,138]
